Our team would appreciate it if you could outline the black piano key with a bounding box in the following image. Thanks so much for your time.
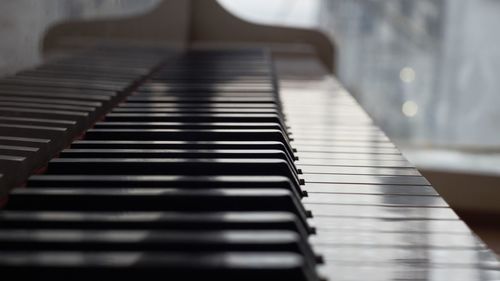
[133,92,276,98]
[45,158,301,188]
[93,121,285,131]
[83,129,291,143]
[27,174,302,194]
[111,107,280,114]
[70,140,296,162]
[0,229,317,270]
[103,113,287,128]
[0,251,317,281]
[5,188,309,226]
[0,230,313,262]
[126,96,278,103]
[27,174,303,200]
[27,174,293,188]
[0,211,310,237]
[137,85,274,93]
[58,149,297,170]
[119,102,278,108]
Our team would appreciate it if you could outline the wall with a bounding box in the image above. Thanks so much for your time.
[0,0,159,76]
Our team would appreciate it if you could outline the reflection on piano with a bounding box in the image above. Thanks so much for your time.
[0,1,498,280]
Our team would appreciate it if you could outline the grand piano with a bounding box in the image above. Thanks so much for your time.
[0,1,498,280]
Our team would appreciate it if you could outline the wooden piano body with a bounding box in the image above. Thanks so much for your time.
[0,1,498,280]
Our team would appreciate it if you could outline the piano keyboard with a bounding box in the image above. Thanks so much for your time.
[0,46,498,280]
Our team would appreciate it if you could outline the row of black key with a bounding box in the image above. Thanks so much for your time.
[0,49,320,280]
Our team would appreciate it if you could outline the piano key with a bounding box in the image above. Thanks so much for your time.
[4,76,133,88]
[93,121,285,130]
[5,188,309,227]
[70,140,296,162]
[0,251,317,281]
[103,113,286,127]
[0,116,77,130]
[83,129,291,146]
[300,166,421,176]
[27,174,304,200]
[303,174,430,186]
[58,149,297,170]
[27,174,295,189]
[291,139,394,147]
[44,158,302,190]
[296,158,413,168]
[0,89,114,103]
[305,204,459,220]
[0,144,39,158]
[0,103,98,124]
[119,102,279,108]
[139,83,273,91]
[0,108,88,132]
[317,247,500,268]
[304,183,438,196]
[0,96,103,108]
[296,146,400,155]
[111,107,280,114]
[311,217,471,234]
[303,193,448,207]
[126,96,278,103]
[0,136,54,158]
[318,263,500,281]
[297,152,406,161]
[309,231,485,249]
[0,211,310,236]
[291,135,389,142]
[0,101,97,113]
[17,69,141,81]
[0,83,119,95]
[0,123,71,150]
[133,92,277,98]
[0,230,313,260]
[0,78,125,92]
[291,130,388,139]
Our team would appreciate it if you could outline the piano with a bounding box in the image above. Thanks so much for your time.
[0,1,498,280]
